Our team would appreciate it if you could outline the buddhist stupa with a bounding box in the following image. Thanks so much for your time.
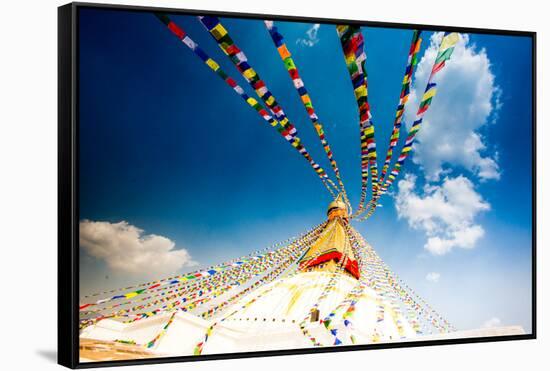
[79,196,524,362]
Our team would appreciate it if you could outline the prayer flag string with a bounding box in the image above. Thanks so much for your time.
[378,30,422,185]
[196,15,342,196]
[264,20,351,209]
[356,32,460,221]
[337,25,378,216]
[380,32,460,196]
[154,13,339,197]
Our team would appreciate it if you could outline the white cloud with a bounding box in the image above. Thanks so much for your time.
[80,220,196,277]
[426,272,441,282]
[297,24,320,47]
[482,317,502,328]
[405,33,501,182]
[424,225,485,255]
[395,174,490,255]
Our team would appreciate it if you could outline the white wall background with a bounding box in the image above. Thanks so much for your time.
[0,0,546,369]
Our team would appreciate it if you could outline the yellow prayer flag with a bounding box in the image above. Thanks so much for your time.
[440,32,459,50]
[211,24,228,40]
[422,87,437,101]
[336,25,347,34]
[205,59,219,71]
[265,95,275,106]
[354,85,367,99]
[243,68,257,80]
[364,126,374,136]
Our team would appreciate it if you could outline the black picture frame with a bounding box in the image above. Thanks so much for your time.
[58,2,537,369]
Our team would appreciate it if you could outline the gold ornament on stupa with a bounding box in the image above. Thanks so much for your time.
[298,195,359,279]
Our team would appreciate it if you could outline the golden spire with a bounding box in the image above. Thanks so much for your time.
[297,196,358,279]
[327,194,349,221]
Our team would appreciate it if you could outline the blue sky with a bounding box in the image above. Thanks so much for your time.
[78,8,533,332]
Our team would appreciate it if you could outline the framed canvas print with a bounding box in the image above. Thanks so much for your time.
[58,2,536,368]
